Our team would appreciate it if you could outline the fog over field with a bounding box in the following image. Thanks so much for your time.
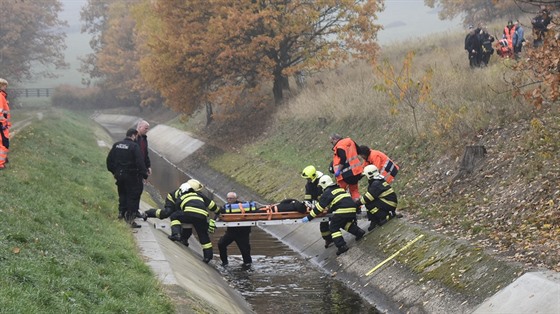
[24,0,460,88]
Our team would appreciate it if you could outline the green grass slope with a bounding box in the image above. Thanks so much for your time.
[0,110,175,313]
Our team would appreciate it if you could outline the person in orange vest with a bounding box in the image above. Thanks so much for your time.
[502,20,515,55]
[357,145,399,184]
[0,78,11,170]
[329,133,363,200]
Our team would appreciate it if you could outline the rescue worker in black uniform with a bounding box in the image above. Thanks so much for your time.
[218,192,253,268]
[144,182,194,246]
[167,179,219,263]
[301,174,365,256]
[106,128,148,228]
[356,165,399,232]
[301,165,333,248]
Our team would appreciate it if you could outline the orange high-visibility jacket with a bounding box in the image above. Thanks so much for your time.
[364,149,399,184]
[0,90,10,126]
[333,137,363,181]
[503,26,515,50]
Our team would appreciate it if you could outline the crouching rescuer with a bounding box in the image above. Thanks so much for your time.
[167,179,220,263]
[301,174,365,256]
[143,182,194,246]
[356,165,399,231]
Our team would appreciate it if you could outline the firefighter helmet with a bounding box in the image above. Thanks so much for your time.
[301,165,317,179]
[318,175,334,190]
[179,182,191,193]
[363,164,380,180]
[187,179,203,191]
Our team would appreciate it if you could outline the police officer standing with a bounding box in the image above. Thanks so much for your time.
[106,128,148,228]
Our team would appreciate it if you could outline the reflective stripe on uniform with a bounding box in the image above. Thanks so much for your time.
[334,207,356,215]
[331,231,343,239]
[182,206,208,216]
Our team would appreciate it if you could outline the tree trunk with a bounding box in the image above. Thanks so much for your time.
[459,145,487,174]
[295,71,306,89]
[205,103,213,126]
[282,75,290,90]
[273,74,284,104]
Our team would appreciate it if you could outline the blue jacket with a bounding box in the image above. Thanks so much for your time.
[513,25,524,47]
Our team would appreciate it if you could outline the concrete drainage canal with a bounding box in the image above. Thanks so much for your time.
[97,116,379,313]
[148,146,379,313]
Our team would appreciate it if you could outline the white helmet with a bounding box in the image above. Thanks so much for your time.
[186,179,203,191]
[363,164,380,180]
[318,174,335,190]
[179,182,191,193]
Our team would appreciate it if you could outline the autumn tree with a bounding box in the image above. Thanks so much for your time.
[135,0,384,120]
[0,0,67,83]
[80,0,160,108]
[424,0,529,26]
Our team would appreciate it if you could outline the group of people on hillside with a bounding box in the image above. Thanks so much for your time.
[464,24,497,67]
[465,7,554,67]
[106,127,402,265]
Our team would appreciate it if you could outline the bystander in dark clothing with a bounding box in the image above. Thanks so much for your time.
[532,9,552,47]
[106,128,148,228]
[479,28,495,66]
[131,120,151,219]
[465,26,482,68]
[218,192,253,268]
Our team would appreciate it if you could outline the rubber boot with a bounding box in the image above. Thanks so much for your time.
[336,245,349,256]
[355,228,365,241]
[202,249,213,263]
[124,211,140,228]
[168,225,182,241]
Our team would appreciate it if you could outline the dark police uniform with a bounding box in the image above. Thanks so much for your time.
[106,130,148,225]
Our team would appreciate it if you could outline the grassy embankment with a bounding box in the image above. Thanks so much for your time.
[180,28,559,272]
[0,109,181,313]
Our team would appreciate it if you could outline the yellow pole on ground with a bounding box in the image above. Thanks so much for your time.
[366,234,425,276]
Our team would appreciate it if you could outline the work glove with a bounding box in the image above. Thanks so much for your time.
[334,169,341,177]
[208,219,216,233]
[301,216,310,223]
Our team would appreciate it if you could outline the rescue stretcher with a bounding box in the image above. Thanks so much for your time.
[152,201,367,229]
